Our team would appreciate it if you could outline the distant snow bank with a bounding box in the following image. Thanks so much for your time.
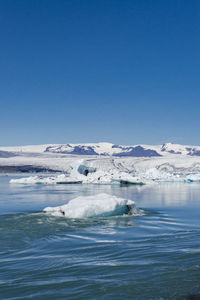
[43,193,143,218]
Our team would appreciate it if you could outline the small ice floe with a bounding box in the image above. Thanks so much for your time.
[10,174,82,184]
[111,174,145,185]
[142,168,200,183]
[43,193,143,218]
[141,168,184,182]
[185,174,200,182]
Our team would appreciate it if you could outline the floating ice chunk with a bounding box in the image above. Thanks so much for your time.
[10,176,42,184]
[185,174,200,182]
[141,168,183,182]
[68,160,147,184]
[43,193,143,218]
[140,168,200,183]
[112,173,145,185]
[10,174,82,184]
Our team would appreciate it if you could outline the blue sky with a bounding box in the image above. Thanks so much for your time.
[0,0,199,146]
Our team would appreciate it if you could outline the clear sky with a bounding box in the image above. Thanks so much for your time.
[0,0,199,146]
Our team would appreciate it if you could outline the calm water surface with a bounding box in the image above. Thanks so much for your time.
[0,174,200,299]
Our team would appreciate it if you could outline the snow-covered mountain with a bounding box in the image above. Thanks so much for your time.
[161,143,200,156]
[1,142,200,157]
[44,143,161,157]
[0,150,17,158]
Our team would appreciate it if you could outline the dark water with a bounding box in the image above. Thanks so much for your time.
[0,174,200,299]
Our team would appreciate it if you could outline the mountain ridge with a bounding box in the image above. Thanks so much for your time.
[1,142,200,157]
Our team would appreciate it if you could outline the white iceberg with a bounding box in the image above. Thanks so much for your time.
[10,167,147,185]
[43,193,143,218]
[141,168,183,182]
[140,168,200,183]
[10,174,82,184]
[185,174,200,182]
[111,173,145,185]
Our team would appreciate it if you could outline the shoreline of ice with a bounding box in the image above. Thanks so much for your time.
[8,152,200,186]
[10,166,200,186]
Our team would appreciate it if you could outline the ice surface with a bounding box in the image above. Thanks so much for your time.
[9,169,147,185]
[6,144,200,185]
[43,193,143,218]
[185,174,200,182]
[10,163,200,185]
[10,174,82,184]
[140,168,183,182]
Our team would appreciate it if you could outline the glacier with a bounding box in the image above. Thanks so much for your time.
[1,142,200,185]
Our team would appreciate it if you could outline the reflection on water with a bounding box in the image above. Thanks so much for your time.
[0,174,200,299]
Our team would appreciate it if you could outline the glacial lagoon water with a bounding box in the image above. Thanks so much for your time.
[0,174,200,299]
